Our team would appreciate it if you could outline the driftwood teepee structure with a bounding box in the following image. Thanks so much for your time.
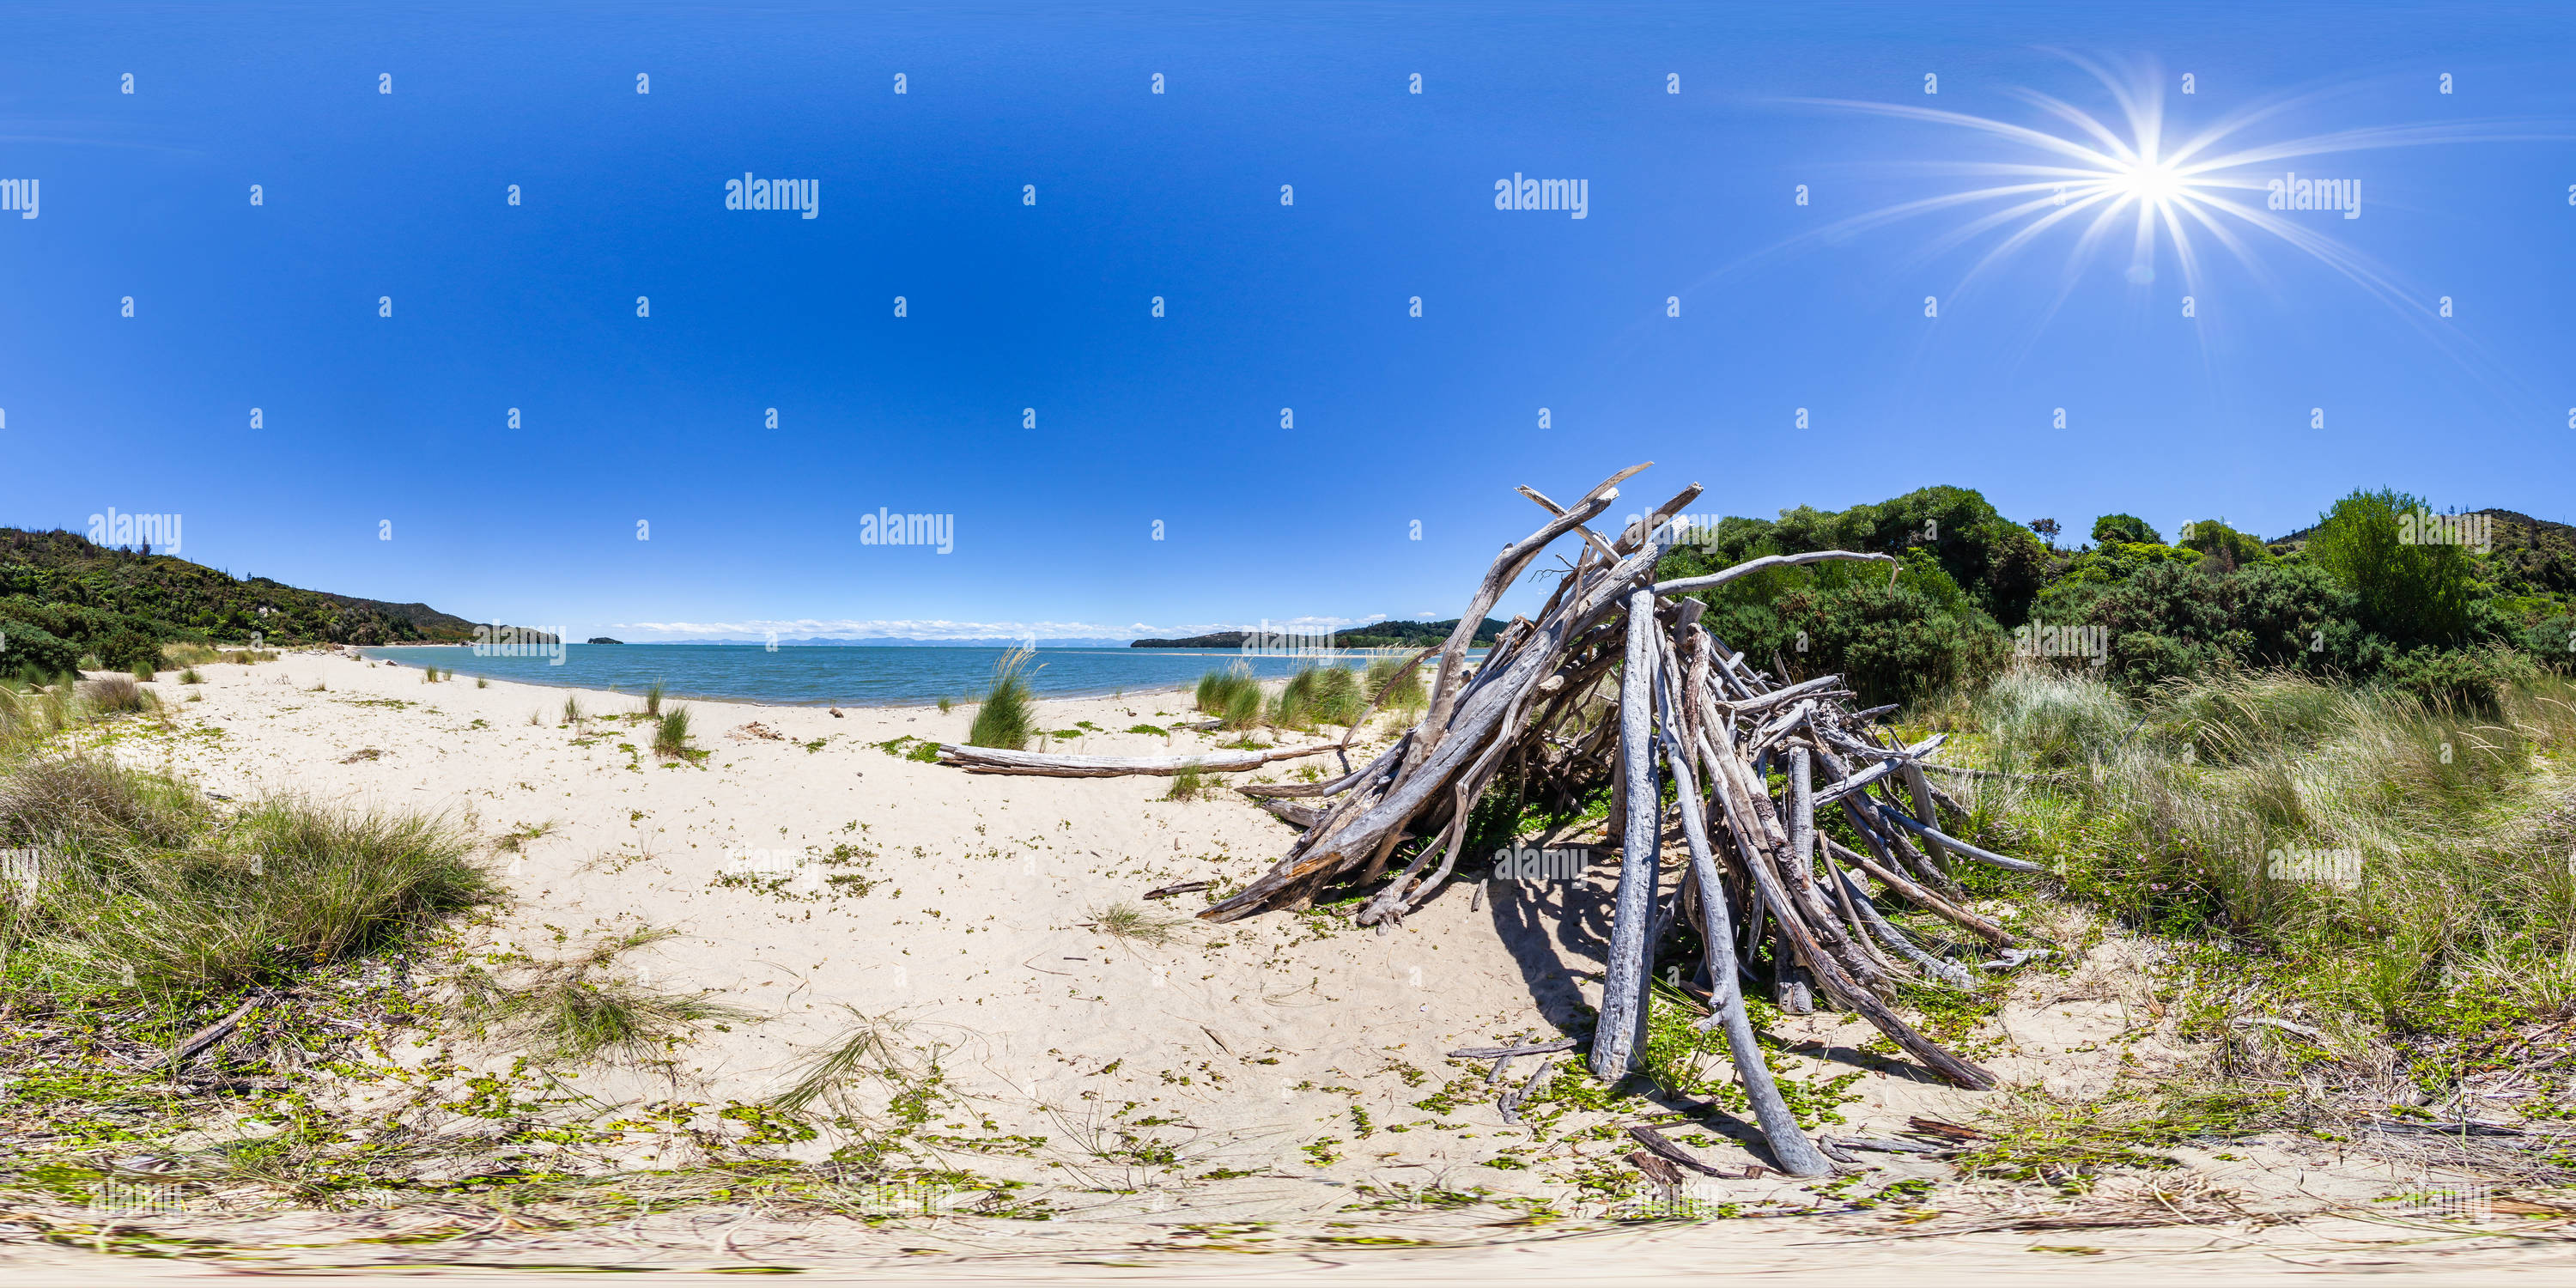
[940,464,2037,1175]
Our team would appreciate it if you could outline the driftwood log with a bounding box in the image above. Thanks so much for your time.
[932,464,2044,1178]
[935,743,1340,776]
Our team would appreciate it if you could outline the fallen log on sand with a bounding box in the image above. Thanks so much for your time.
[933,743,1341,776]
[933,463,2050,1178]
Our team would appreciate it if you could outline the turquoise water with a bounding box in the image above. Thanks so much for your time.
[360,644,1429,708]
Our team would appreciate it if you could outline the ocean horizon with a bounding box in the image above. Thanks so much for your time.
[360,642,1450,708]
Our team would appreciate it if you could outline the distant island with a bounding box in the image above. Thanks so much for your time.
[586,637,623,645]
[1131,618,1509,649]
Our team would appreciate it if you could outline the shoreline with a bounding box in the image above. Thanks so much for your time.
[353,643,1453,711]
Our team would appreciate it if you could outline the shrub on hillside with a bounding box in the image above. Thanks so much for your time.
[2305,489,2476,647]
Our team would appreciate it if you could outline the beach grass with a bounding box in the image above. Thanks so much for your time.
[0,756,493,1004]
[452,927,746,1066]
[653,705,693,758]
[967,647,1039,750]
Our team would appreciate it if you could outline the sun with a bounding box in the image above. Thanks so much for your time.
[1772,52,2553,320]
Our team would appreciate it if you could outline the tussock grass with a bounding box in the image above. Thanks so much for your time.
[129,659,156,681]
[453,927,746,1066]
[1951,664,2576,1033]
[82,675,149,714]
[562,695,582,723]
[653,705,694,758]
[1194,668,1261,728]
[1365,655,1427,714]
[770,1006,920,1115]
[967,647,1039,750]
[0,757,492,1003]
[161,642,222,669]
[179,668,203,684]
[644,679,666,716]
[1271,665,1363,731]
[1083,901,1188,947]
[1163,764,1209,800]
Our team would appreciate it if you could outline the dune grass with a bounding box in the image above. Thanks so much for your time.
[644,679,666,716]
[1084,901,1188,947]
[967,647,1039,750]
[653,705,694,758]
[1364,654,1427,714]
[179,667,203,685]
[451,927,747,1066]
[1271,665,1363,731]
[0,756,493,1007]
[1163,764,1209,800]
[82,674,149,714]
[562,694,582,723]
[1941,664,2576,1036]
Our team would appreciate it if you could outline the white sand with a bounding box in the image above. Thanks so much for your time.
[83,649,2463,1239]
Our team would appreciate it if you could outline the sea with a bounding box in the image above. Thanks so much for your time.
[357,643,1437,708]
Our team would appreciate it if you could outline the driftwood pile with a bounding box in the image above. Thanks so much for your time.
[938,464,2038,1176]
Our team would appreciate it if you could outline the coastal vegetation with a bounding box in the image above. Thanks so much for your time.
[0,526,556,653]
[965,647,1038,749]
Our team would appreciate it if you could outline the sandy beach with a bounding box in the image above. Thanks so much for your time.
[24,647,2554,1282]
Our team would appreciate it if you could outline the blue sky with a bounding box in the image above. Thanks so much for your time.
[5,2,2572,641]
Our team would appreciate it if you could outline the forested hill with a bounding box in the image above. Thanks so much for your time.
[0,526,550,673]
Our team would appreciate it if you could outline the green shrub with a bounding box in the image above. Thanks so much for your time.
[2306,489,2475,646]
[2379,646,2536,714]
[0,620,81,679]
[967,647,1039,750]
[2092,513,2163,545]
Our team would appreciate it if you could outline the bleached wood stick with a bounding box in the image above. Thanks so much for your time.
[1698,729,1994,1089]
[1590,586,1663,1080]
[1654,658,1832,1176]
[936,743,1340,776]
[1824,835,2014,946]
[1872,802,2046,873]
[1652,549,1899,595]
[1715,674,1845,716]
[1415,465,1640,764]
